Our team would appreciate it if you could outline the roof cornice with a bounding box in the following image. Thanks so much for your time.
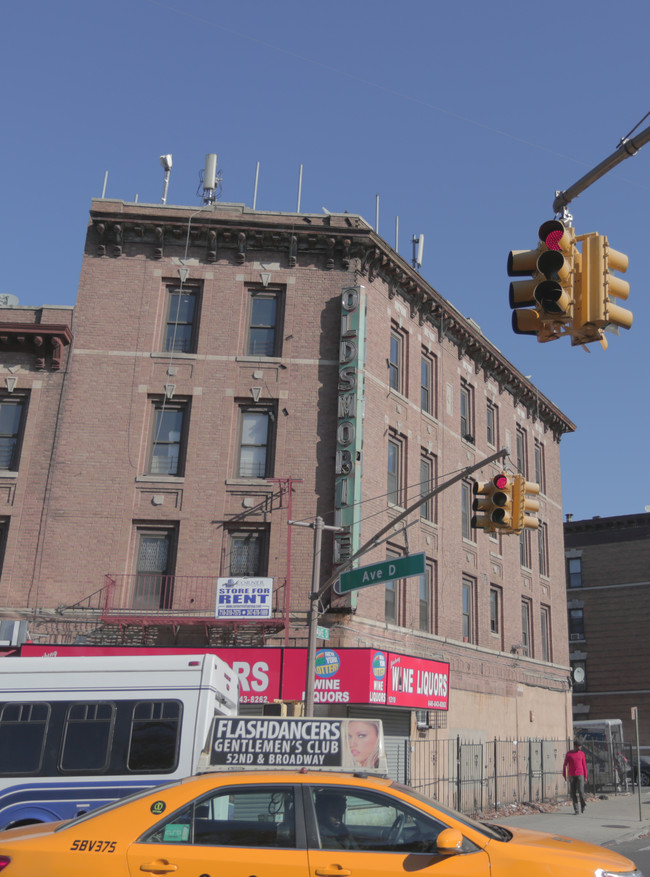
[88,199,575,439]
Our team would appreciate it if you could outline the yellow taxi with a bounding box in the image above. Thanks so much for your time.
[0,769,642,877]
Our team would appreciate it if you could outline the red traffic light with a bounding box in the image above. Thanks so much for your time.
[493,474,508,490]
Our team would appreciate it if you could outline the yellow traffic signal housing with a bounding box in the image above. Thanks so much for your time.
[572,233,633,347]
[508,220,576,341]
[471,474,512,532]
[511,475,540,533]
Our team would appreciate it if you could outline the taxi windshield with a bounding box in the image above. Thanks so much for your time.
[390,782,509,841]
[54,781,183,832]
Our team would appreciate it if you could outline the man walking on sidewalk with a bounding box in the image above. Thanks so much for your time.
[563,740,588,814]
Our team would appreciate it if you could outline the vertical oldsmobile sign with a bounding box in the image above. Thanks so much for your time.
[333,286,366,582]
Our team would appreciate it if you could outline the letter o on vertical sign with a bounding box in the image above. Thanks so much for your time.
[337,422,355,446]
[342,288,359,312]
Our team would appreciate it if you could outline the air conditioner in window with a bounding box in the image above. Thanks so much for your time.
[570,633,583,641]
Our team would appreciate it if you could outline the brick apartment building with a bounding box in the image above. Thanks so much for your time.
[0,190,576,744]
[566,512,650,745]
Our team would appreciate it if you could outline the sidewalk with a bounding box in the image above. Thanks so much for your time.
[494,789,650,846]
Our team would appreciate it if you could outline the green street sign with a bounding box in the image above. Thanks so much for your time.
[317,625,330,641]
[336,552,426,594]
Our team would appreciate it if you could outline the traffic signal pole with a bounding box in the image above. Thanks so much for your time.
[294,446,507,716]
[553,125,650,214]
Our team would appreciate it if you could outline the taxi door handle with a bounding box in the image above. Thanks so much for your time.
[315,870,352,876]
[139,860,179,873]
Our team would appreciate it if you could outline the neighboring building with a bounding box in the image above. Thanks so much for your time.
[0,185,575,744]
[565,512,650,745]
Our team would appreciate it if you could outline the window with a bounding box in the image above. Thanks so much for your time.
[144,785,295,848]
[568,607,585,640]
[420,352,436,416]
[521,599,532,657]
[461,482,474,541]
[389,328,405,394]
[462,577,475,643]
[238,406,275,478]
[538,522,549,577]
[534,440,546,493]
[418,567,431,632]
[419,454,436,522]
[128,701,181,772]
[519,529,531,568]
[387,436,403,506]
[516,427,527,476]
[489,587,501,635]
[228,529,268,577]
[567,556,582,588]
[0,396,26,470]
[60,702,115,772]
[149,400,188,476]
[460,382,473,441]
[486,402,497,447]
[133,527,176,610]
[0,702,49,774]
[247,289,282,357]
[164,285,200,353]
[540,605,551,662]
[310,786,448,853]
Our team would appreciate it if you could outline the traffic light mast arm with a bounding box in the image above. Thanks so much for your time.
[553,125,650,214]
[315,447,508,602]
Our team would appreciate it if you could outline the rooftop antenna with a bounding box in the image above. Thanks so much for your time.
[160,154,173,204]
[202,153,220,204]
[412,233,424,270]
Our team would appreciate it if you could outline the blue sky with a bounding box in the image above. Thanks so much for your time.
[3,0,649,520]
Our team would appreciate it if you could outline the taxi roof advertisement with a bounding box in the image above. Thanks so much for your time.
[19,645,449,710]
[211,717,389,771]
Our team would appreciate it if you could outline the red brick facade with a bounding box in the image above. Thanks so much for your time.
[0,198,575,741]
[566,513,650,745]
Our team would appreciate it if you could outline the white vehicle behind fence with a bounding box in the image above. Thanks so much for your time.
[0,653,238,830]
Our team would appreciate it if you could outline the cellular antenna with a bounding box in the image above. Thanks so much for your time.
[160,155,173,205]
[412,234,424,270]
[202,153,220,204]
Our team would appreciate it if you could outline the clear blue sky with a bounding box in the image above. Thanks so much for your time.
[3,0,649,521]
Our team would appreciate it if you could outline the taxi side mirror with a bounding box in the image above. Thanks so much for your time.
[436,828,464,855]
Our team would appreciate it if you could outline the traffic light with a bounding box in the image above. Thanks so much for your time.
[471,474,512,532]
[511,475,540,533]
[508,220,576,341]
[572,233,633,347]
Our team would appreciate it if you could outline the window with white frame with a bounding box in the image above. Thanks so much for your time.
[238,406,275,478]
[164,284,201,353]
[540,605,551,662]
[0,396,27,471]
[247,288,283,357]
[460,381,474,442]
[420,351,436,416]
[462,577,475,643]
[389,327,406,394]
[149,400,188,477]
[387,435,404,506]
[521,599,532,656]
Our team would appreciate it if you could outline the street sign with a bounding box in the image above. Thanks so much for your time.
[317,625,330,641]
[336,552,426,594]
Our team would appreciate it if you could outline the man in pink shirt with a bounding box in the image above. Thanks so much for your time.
[563,740,588,813]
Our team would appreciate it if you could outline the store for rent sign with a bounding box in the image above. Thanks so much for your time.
[215,577,273,618]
